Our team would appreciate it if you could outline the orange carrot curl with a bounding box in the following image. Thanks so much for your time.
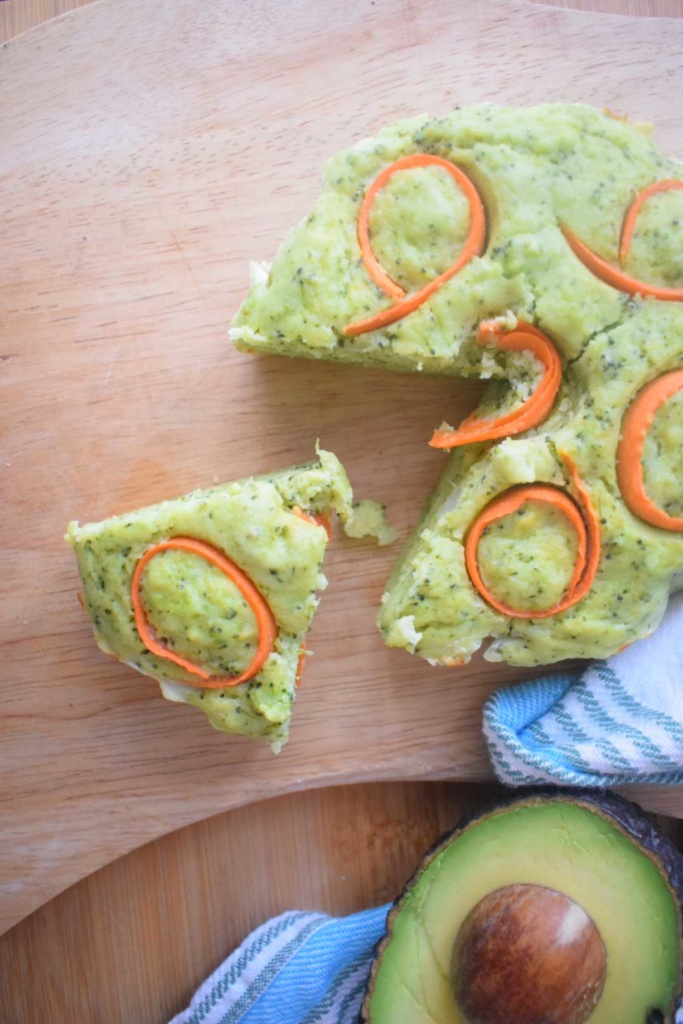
[616,368,683,531]
[131,537,277,688]
[344,154,486,337]
[295,642,308,688]
[291,506,333,540]
[464,453,600,619]
[430,320,562,449]
[562,179,683,302]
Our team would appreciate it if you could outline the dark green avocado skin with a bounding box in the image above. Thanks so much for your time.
[359,787,683,1024]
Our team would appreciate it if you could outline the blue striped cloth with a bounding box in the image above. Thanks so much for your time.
[484,592,683,786]
[169,899,683,1023]
[169,906,389,1024]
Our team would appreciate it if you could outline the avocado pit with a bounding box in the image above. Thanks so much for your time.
[452,883,607,1024]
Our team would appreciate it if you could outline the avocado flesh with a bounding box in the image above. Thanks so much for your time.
[365,799,681,1024]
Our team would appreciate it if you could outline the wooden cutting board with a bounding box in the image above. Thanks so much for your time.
[2,0,683,938]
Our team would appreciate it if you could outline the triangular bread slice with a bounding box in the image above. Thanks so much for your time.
[67,450,387,749]
[229,104,675,376]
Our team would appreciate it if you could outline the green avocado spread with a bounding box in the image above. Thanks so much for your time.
[233,104,683,666]
[476,499,579,614]
[67,450,393,749]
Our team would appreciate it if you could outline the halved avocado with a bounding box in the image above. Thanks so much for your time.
[360,788,683,1024]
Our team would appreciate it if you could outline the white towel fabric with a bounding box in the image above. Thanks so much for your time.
[484,592,683,786]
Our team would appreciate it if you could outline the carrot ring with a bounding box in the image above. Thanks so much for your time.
[430,320,562,449]
[131,537,277,688]
[295,642,308,688]
[561,179,683,302]
[284,510,332,687]
[616,368,683,531]
[465,486,586,619]
[464,454,600,619]
[344,154,486,337]
[620,180,683,264]
[291,506,333,540]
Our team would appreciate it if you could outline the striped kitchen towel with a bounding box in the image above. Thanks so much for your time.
[169,898,683,1023]
[169,905,389,1024]
[484,591,683,787]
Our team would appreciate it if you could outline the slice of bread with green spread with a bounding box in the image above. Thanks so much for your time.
[67,449,393,749]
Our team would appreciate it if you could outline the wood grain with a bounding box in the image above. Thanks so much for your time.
[1,780,679,1024]
[3,0,683,941]
[533,0,683,13]
[0,782,495,1024]
[3,0,682,44]
[0,0,93,42]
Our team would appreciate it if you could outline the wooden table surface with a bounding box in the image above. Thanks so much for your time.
[2,2,683,1022]
[3,0,682,39]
